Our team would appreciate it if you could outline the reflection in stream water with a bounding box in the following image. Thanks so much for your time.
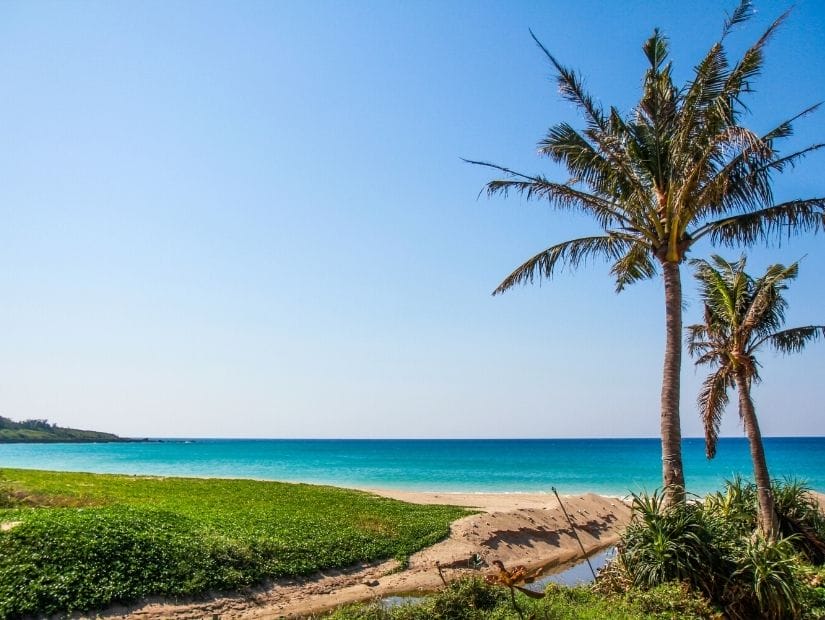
[525,547,614,590]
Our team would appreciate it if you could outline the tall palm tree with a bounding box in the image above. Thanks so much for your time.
[468,1,825,504]
[687,255,825,537]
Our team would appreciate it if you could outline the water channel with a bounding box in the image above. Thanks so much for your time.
[382,547,615,609]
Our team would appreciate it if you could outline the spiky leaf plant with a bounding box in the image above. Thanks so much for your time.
[772,478,825,564]
[724,535,802,620]
[619,491,726,595]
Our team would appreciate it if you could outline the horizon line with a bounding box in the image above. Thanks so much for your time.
[124,435,825,441]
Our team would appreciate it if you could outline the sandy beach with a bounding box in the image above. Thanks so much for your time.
[100,490,631,619]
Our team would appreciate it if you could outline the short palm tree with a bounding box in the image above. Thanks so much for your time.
[468,1,825,503]
[687,255,825,538]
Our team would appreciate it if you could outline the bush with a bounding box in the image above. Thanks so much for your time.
[703,474,758,536]
[619,491,727,596]
[795,563,825,619]
[621,582,720,618]
[723,535,802,620]
[772,478,825,564]
[617,480,825,619]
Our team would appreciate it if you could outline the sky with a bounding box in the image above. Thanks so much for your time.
[0,1,823,439]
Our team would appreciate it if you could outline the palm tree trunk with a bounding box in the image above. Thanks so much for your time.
[734,371,779,539]
[661,260,685,505]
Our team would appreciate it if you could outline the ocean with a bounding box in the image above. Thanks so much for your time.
[1,437,823,496]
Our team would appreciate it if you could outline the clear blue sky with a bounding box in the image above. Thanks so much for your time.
[0,1,823,438]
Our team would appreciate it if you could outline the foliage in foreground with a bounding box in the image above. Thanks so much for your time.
[616,478,825,619]
[325,478,825,620]
[0,468,468,618]
[324,578,719,620]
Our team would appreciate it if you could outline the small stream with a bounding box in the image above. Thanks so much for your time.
[382,547,615,609]
[523,547,614,590]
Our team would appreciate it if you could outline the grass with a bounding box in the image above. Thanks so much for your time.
[0,468,469,618]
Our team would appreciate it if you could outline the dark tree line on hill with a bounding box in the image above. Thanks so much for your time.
[0,415,139,443]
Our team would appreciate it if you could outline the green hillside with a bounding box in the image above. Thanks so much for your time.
[0,417,134,443]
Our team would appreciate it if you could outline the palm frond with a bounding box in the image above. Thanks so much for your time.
[675,41,729,152]
[698,199,825,246]
[673,125,769,226]
[538,122,641,200]
[530,32,658,205]
[691,256,745,329]
[697,367,733,459]
[722,0,753,39]
[694,106,823,221]
[643,28,669,72]
[611,241,658,292]
[759,143,825,175]
[741,262,797,339]
[686,323,712,356]
[492,234,632,295]
[755,326,825,355]
[723,8,790,114]
[529,30,606,133]
[464,158,633,229]
[762,103,821,142]
[530,53,644,203]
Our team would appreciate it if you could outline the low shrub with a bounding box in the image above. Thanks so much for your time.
[772,479,825,564]
[723,535,802,620]
[703,474,758,536]
[619,490,727,596]
[620,582,720,618]
[617,478,825,619]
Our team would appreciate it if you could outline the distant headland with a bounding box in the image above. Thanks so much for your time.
[0,416,147,443]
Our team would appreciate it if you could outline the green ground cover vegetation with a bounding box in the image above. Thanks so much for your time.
[0,468,469,618]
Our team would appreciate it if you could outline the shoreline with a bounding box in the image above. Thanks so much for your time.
[5,464,822,500]
[362,487,630,510]
[3,464,639,497]
[4,464,822,503]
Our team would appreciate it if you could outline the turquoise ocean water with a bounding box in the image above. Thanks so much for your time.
[1,438,823,496]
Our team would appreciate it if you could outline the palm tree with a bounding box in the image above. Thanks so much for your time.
[468,1,825,504]
[687,255,825,538]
